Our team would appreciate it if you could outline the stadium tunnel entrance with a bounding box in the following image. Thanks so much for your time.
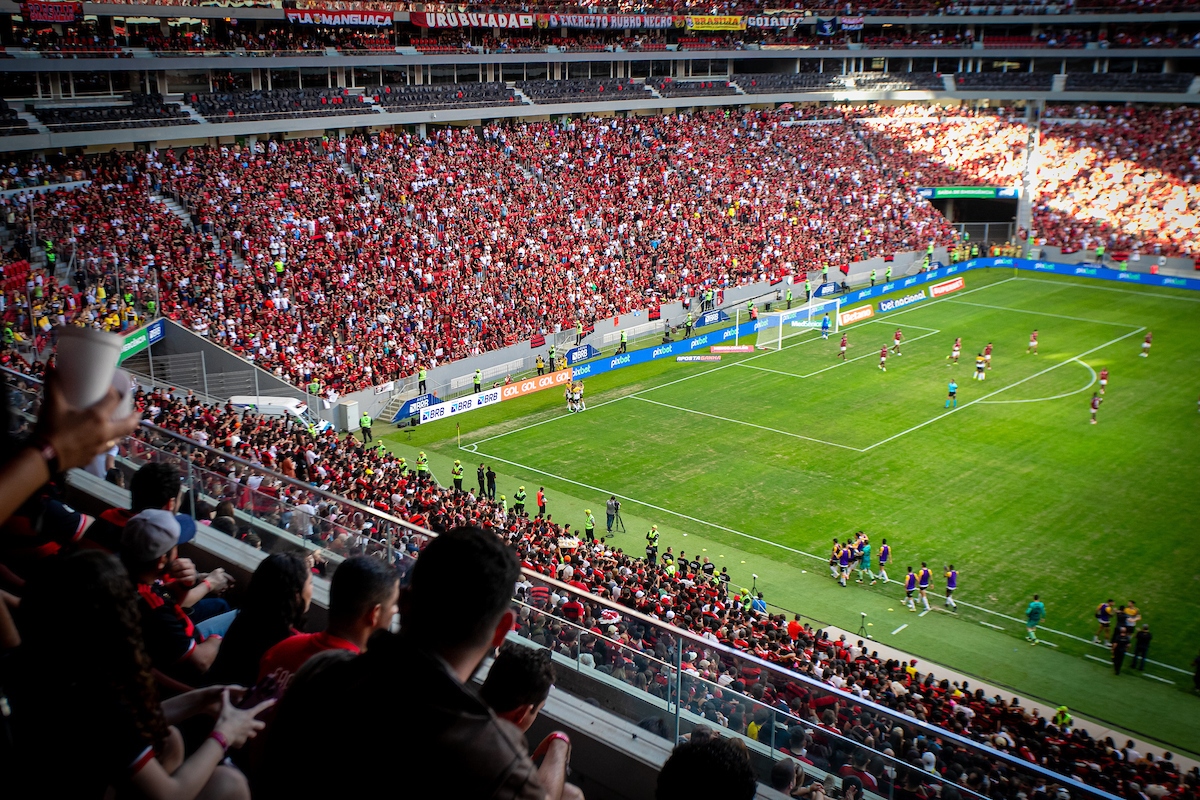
[930,196,1017,246]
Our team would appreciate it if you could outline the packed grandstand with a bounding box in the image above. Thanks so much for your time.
[3,0,1200,796]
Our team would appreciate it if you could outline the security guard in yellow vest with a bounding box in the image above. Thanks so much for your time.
[645,525,660,566]
[870,269,877,286]
[549,344,557,371]
[418,367,427,393]
[397,457,408,475]
[575,319,584,345]
[473,369,482,393]
[415,451,429,481]
[584,509,597,542]
[786,287,793,309]
[359,412,373,443]
[684,312,693,337]
[451,460,464,492]
[513,486,527,516]
[885,265,893,281]
[617,329,627,354]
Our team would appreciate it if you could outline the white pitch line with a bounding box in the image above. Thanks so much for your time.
[798,329,941,378]
[944,298,1142,329]
[919,609,932,617]
[1039,640,1059,648]
[859,326,1146,452]
[630,396,863,451]
[978,358,1097,405]
[892,624,909,635]
[1085,654,1110,665]
[1144,674,1176,685]
[1016,276,1200,303]
[980,621,1005,631]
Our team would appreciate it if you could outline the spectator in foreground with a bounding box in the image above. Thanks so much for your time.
[7,550,271,799]
[481,642,556,733]
[255,554,399,691]
[260,526,579,800]
[656,736,757,800]
[204,552,312,688]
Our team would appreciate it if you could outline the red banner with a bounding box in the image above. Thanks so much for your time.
[410,11,533,29]
[20,1,81,22]
[648,305,662,321]
[930,277,965,298]
[285,8,392,26]
[499,369,573,401]
[530,333,546,348]
[535,13,679,29]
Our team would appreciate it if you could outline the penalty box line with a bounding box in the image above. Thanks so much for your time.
[738,323,942,380]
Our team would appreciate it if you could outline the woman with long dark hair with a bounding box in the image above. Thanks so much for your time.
[8,550,272,799]
[205,552,313,687]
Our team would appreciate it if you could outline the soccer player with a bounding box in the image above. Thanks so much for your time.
[877,539,890,583]
[839,333,848,361]
[1028,329,1039,355]
[829,538,842,578]
[1099,368,1109,395]
[918,562,932,612]
[984,341,994,370]
[1090,392,1102,424]
[1140,330,1152,357]
[944,565,958,610]
[576,381,586,412]
[947,337,962,364]
[973,352,986,381]
[1025,594,1046,644]
[945,379,958,408]
[879,345,888,372]
[904,567,918,612]
[565,383,574,412]
[838,541,854,587]
[1094,598,1115,645]
[892,328,903,355]
[821,314,831,340]
[857,536,876,585]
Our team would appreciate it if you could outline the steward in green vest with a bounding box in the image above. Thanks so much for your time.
[548,344,557,371]
[970,243,979,258]
[359,413,373,443]
[397,457,408,475]
[451,459,464,492]
[885,266,893,281]
[513,486,527,515]
[309,379,320,395]
[785,287,793,309]
[870,269,877,286]
[575,319,584,345]
[418,367,427,393]
[617,329,628,354]
[473,369,482,393]
[804,279,812,299]
[584,509,596,542]
[415,451,430,480]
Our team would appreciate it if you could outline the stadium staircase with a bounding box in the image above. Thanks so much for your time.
[510,84,534,106]
[15,110,48,134]
[177,101,208,125]
[1051,74,1068,92]
[941,74,957,92]
[643,82,664,99]
[1189,76,1200,94]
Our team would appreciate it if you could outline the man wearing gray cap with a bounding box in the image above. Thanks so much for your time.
[121,509,229,681]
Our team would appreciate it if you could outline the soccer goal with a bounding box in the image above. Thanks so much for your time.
[753,296,842,350]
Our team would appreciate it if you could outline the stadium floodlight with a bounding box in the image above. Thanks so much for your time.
[754,295,842,350]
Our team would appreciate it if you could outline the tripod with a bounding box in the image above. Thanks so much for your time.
[614,512,626,533]
[857,613,869,638]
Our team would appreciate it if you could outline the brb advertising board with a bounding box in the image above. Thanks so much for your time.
[418,387,502,424]
[392,393,437,423]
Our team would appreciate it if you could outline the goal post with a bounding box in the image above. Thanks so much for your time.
[754,296,842,350]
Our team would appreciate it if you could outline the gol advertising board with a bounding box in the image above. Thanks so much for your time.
[499,369,573,400]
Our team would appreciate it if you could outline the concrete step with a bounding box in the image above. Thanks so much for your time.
[177,101,208,124]
[942,74,957,93]
[16,110,48,134]
[1189,76,1200,94]
[1051,74,1067,92]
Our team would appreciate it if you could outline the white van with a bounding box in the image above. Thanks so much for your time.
[227,396,332,433]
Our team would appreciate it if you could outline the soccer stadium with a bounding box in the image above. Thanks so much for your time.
[1,1,1199,797]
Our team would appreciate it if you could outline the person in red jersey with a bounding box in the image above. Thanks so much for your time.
[1028,329,1039,355]
[839,333,848,361]
[1090,392,1102,424]
[948,336,962,363]
[891,328,903,355]
[257,555,399,693]
[1099,367,1109,395]
[984,341,994,370]
[1140,330,1152,357]
[879,345,888,372]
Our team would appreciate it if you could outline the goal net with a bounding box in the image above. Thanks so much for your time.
[753,296,842,350]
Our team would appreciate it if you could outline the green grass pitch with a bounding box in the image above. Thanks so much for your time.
[389,270,1200,753]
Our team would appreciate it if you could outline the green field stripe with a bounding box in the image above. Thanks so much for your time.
[630,396,863,451]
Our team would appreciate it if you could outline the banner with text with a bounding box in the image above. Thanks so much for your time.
[694,309,731,328]
[20,1,82,22]
[745,14,810,27]
[411,11,533,28]
[285,8,392,26]
[536,13,679,29]
[392,393,438,422]
[686,15,746,30]
[119,318,165,363]
[929,277,965,297]
[917,186,1020,200]
[418,386,503,424]
[839,15,864,29]
[838,305,874,327]
[500,369,573,401]
[565,344,601,365]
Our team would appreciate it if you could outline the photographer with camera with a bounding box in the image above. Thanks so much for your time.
[605,496,620,535]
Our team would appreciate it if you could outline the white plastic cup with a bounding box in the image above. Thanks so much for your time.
[55,327,123,410]
[111,368,135,420]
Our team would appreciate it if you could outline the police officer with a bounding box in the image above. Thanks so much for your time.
[584,509,597,543]
[359,412,373,443]
[513,486,527,516]
[645,525,660,566]
[548,344,557,372]
[451,459,464,493]
[473,369,482,394]
[418,366,427,394]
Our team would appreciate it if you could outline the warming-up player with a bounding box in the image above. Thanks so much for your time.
[947,337,962,364]
[973,352,987,381]
[839,333,848,361]
[1028,329,1039,355]
[944,565,958,610]
[918,562,933,612]
[877,539,891,584]
[879,344,889,372]
[1099,368,1109,395]
[891,328,903,355]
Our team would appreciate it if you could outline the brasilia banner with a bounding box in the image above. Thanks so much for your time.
[20,1,82,22]
[839,15,865,29]
[285,8,392,26]
[410,11,534,28]
[746,14,810,28]
[536,13,679,29]
[686,15,746,30]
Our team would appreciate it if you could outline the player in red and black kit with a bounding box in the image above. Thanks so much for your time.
[1099,368,1109,395]
[1090,392,1102,424]
[1140,331,1152,358]
[1028,329,1039,355]
[984,341,994,370]
[891,328,903,355]
[879,345,888,372]
[839,334,848,361]
[947,337,962,364]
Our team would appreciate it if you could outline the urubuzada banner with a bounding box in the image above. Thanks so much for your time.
[411,11,533,28]
[685,15,746,31]
[285,8,392,26]
[536,13,679,29]
[20,1,81,22]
